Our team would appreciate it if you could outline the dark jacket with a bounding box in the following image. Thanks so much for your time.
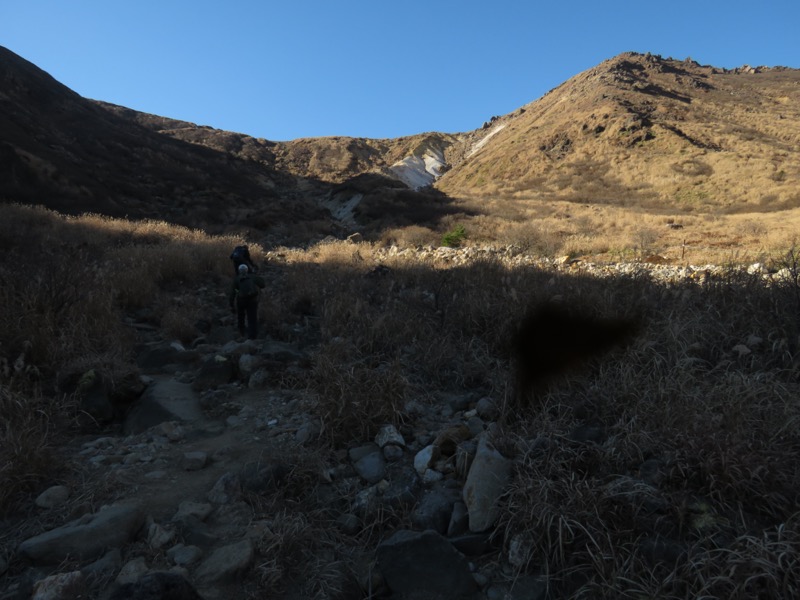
[229,273,266,307]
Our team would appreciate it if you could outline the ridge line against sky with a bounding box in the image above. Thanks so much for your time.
[2,0,798,141]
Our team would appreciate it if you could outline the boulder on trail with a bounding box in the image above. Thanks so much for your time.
[122,378,204,435]
[376,529,478,599]
[18,503,144,565]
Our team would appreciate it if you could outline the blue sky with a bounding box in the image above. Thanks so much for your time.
[2,1,798,141]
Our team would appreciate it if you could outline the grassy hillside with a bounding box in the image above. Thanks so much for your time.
[436,53,800,212]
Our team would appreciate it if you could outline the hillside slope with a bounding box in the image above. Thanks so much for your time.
[0,47,329,233]
[436,52,800,212]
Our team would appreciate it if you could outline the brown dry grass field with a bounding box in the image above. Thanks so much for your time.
[2,202,800,598]
[380,196,800,267]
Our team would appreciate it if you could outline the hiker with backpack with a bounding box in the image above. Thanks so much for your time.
[230,244,257,275]
[229,263,266,340]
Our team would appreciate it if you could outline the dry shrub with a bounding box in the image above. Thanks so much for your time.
[378,225,438,248]
[310,342,409,446]
[254,510,358,599]
[0,383,78,516]
[309,239,372,269]
[159,305,200,344]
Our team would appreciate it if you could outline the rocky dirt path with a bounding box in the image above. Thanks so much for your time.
[7,285,528,600]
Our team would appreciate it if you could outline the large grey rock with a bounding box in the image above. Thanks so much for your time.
[123,378,204,435]
[349,443,386,484]
[115,557,149,585]
[109,571,204,600]
[376,529,478,599]
[191,355,236,391]
[207,472,242,504]
[172,501,213,523]
[195,539,254,583]
[486,575,547,600]
[81,548,122,588]
[375,424,406,448]
[413,444,435,475]
[167,544,203,567]
[19,504,144,564]
[35,485,70,509]
[411,486,460,534]
[463,435,512,532]
[237,353,261,378]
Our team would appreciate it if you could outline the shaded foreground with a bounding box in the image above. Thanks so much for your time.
[1,205,800,598]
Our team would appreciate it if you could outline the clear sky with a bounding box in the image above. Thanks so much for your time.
[2,1,798,141]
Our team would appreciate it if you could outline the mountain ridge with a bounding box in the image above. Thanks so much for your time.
[2,46,799,241]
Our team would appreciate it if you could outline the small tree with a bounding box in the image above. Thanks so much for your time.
[442,224,467,248]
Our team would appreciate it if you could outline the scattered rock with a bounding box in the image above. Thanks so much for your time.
[115,557,149,586]
[191,355,236,391]
[412,486,460,534]
[237,353,260,378]
[19,504,144,564]
[375,424,406,448]
[475,397,500,421]
[35,485,70,509]
[382,444,404,462]
[167,544,203,567]
[414,444,435,475]
[349,443,387,484]
[294,419,321,445]
[31,570,86,600]
[123,379,204,435]
[376,529,477,599]
[81,548,122,588]
[207,472,242,504]
[195,539,255,584]
[109,571,204,600]
[147,522,176,550]
[486,575,547,600]
[447,501,469,537]
[247,368,269,389]
[463,435,512,532]
[182,451,208,471]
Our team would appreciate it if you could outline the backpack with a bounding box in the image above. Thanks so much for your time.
[237,274,259,299]
[231,245,248,265]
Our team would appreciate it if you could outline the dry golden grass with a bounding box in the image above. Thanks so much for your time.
[431,195,800,266]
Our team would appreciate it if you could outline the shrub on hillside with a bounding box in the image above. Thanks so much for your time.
[441,224,467,247]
